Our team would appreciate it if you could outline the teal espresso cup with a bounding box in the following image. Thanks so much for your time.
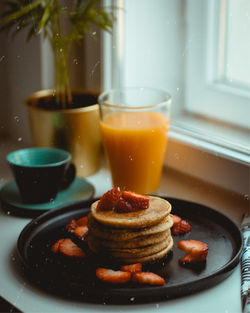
[7,148,75,204]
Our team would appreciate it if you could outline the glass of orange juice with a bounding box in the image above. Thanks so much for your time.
[98,87,171,194]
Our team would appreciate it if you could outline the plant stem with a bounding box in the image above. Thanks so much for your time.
[50,1,72,108]
[53,44,72,108]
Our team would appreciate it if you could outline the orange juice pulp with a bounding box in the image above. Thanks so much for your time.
[100,111,169,194]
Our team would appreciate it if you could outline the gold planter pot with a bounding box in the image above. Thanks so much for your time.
[25,89,101,177]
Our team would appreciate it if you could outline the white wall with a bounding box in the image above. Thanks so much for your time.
[0,31,42,144]
[112,0,186,116]
[0,33,10,139]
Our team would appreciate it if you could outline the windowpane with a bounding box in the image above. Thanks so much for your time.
[225,0,250,88]
[184,0,250,129]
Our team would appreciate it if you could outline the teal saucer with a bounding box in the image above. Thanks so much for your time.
[0,178,94,216]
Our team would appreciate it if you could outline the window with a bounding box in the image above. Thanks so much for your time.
[102,0,249,194]
[173,0,250,165]
[218,0,250,90]
[103,0,249,163]
[185,0,250,129]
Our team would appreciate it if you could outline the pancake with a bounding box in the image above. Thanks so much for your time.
[90,196,171,229]
[109,236,171,257]
[88,229,171,249]
[87,192,173,264]
[115,237,174,264]
[87,213,173,241]
[88,235,172,258]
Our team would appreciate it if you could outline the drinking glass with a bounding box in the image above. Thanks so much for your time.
[98,87,171,194]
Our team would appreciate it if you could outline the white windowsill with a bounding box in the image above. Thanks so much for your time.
[164,114,249,196]
[171,113,249,164]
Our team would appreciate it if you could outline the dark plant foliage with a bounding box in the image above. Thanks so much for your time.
[0,0,114,107]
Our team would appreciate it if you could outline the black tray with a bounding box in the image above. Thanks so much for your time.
[17,197,243,304]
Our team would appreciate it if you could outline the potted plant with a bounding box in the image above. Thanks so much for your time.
[0,0,114,177]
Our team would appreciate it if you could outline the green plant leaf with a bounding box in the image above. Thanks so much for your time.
[1,0,42,25]
[39,3,51,33]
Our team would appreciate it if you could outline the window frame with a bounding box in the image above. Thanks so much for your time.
[184,0,250,129]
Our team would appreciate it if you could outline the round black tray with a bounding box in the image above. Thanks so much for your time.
[17,197,243,304]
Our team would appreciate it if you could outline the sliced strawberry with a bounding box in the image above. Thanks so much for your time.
[120,191,149,211]
[76,216,88,226]
[66,216,88,238]
[172,219,191,235]
[171,214,181,226]
[132,272,165,286]
[115,197,133,213]
[51,238,64,253]
[178,240,208,263]
[59,238,85,258]
[97,188,149,213]
[97,187,121,211]
[121,263,142,273]
[96,268,131,284]
[66,219,78,233]
[74,225,88,238]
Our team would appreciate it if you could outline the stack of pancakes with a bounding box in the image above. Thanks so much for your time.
[87,196,173,264]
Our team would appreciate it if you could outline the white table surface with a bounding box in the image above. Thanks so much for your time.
[0,142,246,313]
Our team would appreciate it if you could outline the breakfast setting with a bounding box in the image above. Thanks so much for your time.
[0,1,249,313]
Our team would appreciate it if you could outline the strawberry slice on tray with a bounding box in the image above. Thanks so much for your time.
[51,238,64,254]
[172,214,181,225]
[66,216,88,239]
[172,219,191,235]
[171,214,191,235]
[74,226,88,239]
[66,219,78,233]
[95,263,165,286]
[59,238,86,258]
[121,263,142,273]
[51,238,86,258]
[178,240,208,263]
[76,216,88,226]
[131,272,165,286]
[96,268,132,284]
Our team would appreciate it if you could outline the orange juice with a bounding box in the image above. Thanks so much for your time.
[100,111,169,194]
